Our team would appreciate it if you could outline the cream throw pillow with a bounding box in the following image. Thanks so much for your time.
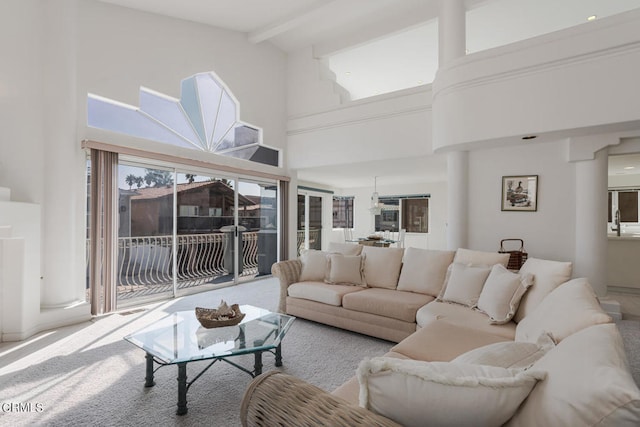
[513,257,572,323]
[477,264,533,324]
[299,250,329,282]
[357,357,545,427]
[454,248,510,267]
[515,278,612,343]
[453,332,555,370]
[506,324,640,427]
[327,242,362,256]
[439,263,491,307]
[361,246,404,289]
[396,248,455,296]
[325,254,364,286]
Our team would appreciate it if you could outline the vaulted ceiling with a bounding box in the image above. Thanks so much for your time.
[97,0,640,187]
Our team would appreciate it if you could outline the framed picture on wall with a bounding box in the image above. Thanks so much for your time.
[502,175,538,212]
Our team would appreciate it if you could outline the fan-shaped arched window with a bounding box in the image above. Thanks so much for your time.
[87,72,279,166]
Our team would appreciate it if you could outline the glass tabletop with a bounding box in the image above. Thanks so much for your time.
[124,305,295,364]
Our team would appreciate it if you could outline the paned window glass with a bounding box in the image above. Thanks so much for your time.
[87,72,280,166]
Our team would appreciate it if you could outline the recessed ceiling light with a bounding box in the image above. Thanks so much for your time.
[417,80,423,84]
[587,15,597,21]
[522,135,537,140]
[624,166,635,170]
[345,71,351,76]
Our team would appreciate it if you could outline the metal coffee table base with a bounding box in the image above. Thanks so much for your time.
[144,344,283,415]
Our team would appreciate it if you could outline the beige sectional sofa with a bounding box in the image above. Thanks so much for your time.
[241,244,640,426]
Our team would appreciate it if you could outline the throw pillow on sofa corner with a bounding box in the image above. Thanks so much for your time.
[513,257,572,323]
[453,331,555,370]
[477,264,533,324]
[299,250,330,282]
[325,253,365,286]
[515,278,612,344]
[357,356,545,427]
[438,263,491,307]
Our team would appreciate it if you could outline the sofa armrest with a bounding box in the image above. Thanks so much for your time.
[271,259,302,313]
[240,371,401,427]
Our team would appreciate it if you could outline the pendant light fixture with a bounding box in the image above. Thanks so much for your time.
[370,176,381,214]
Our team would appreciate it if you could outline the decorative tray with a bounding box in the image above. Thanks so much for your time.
[195,301,245,328]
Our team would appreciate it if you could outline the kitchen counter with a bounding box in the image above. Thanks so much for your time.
[608,236,640,291]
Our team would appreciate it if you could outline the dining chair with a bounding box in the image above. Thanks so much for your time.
[396,229,406,248]
[344,228,357,243]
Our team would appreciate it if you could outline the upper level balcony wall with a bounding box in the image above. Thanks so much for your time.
[432,8,640,152]
[287,85,432,169]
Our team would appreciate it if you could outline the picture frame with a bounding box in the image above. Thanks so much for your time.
[501,175,538,212]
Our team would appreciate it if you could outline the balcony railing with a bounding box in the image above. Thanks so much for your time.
[115,231,260,300]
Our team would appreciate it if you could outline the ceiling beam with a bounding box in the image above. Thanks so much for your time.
[248,0,336,44]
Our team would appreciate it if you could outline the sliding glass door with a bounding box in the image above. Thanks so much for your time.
[237,180,278,280]
[117,162,175,303]
[297,191,323,256]
[105,157,279,309]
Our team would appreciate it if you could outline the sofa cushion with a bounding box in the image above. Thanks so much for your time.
[513,257,572,323]
[453,332,555,370]
[361,246,404,289]
[515,278,612,343]
[299,250,329,282]
[357,357,545,427]
[332,351,410,404]
[477,264,533,324]
[506,324,640,427]
[391,321,509,362]
[325,254,365,286]
[416,301,516,339]
[328,242,362,256]
[396,248,455,297]
[453,248,510,267]
[287,282,364,306]
[342,288,434,323]
[439,263,491,307]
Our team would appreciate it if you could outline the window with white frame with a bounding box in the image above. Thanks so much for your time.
[375,195,429,233]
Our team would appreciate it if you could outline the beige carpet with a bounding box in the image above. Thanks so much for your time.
[0,278,392,426]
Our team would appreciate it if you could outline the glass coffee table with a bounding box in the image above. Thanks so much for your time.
[124,305,295,415]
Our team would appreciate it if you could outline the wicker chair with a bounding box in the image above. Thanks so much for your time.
[240,371,400,427]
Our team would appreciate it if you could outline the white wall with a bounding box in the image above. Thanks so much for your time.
[468,140,576,262]
[0,0,45,204]
[77,1,287,152]
[287,83,432,170]
[432,8,640,151]
[288,10,640,290]
[0,0,289,339]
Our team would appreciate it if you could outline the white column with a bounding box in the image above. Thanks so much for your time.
[41,0,84,307]
[447,151,468,250]
[574,149,608,296]
[438,0,466,65]
[439,0,468,250]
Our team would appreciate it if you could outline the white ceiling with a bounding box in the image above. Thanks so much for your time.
[610,154,640,177]
[97,0,640,188]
